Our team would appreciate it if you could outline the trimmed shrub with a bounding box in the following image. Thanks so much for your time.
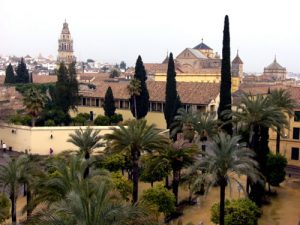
[211,198,260,225]
[266,153,287,187]
[102,153,126,172]
[9,114,32,126]
[111,172,132,201]
[94,115,110,126]
[44,119,55,126]
[0,193,11,222]
[142,184,176,216]
[110,113,123,124]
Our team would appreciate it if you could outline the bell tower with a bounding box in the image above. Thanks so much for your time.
[57,20,75,64]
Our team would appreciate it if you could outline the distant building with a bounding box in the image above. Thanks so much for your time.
[261,57,287,81]
[57,20,75,64]
[146,40,243,92]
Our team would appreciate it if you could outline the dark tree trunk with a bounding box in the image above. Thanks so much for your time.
[26,186,32,217]
[165,175,169,188]
[172,169,180,205]
[84,152,90,179]
[134,96,137,119]
[151,181,153,188]
[276,127,280,154]
[23,183,27,196]
[132,150,139,204]
[219,180,226,225]
[10,192,17,223]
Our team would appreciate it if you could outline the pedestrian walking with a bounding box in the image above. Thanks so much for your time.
[2,143,7,152]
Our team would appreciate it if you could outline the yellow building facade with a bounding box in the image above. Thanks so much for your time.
[269,109,300,166]
[75,81,220,130]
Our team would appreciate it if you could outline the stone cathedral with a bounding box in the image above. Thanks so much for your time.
[57,20,75,64]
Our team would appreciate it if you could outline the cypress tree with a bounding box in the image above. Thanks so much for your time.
[164,53,178,129]
[249,125,269,206]
[218,15,233,135]
[103,86,116,117]
[130,55,149,119]
[68,62,79,111]
[15,58,29,83]
[55,62,79,113]
[4,63,15,84]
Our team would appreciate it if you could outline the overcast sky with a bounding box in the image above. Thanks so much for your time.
[0,0,299,73]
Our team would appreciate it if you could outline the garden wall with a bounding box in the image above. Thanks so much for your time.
[0,123,115,155]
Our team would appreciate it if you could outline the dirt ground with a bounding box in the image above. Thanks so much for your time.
[6,177,300,225]
[176,178,300,225]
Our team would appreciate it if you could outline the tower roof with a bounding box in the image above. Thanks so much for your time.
[61,20,70,34]
[193,39,213,50]
[162,52,169,64]
[265,56,285,70]
[232,51,243,64]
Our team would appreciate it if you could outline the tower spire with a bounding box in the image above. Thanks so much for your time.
[274,54,277,62]
[58,21,75,64]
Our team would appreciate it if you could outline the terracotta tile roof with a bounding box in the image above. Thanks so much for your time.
[144,63,169,74]
[80,80,220,105]
[0,76,57,84]
[233,83,300,105]
[288,86,300,104]
[236,83,287,95]
[78,73,110,83]
[32,75,57,83]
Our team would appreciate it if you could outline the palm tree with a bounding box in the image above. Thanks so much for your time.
[23,87,47,127]
[0,155,29,223]
[232,93,287,146]
[105,119,169,204]
[197,132,260,225]
[127,78,141,118]
[31,155,110,210]
[231,93,287,204]
[194,112,218,151]
[67,127,104,178]
[268,89,297,154]
[25,160,153,225]
[150,139,198,205]
[22,154,48,217]
[170,108,197,141]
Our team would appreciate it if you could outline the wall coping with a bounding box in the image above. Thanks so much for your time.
[0,123,118,131]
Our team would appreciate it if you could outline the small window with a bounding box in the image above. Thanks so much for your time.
[124,100,129,109]
[157,103,162,112]
[294,111,300,122]
[291,147,299,160]
[115,101,119,109]
[82,98,86,106]
[96,99,100,107]
[293,128,300,140]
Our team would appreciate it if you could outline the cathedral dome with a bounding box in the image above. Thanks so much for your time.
[193,40,213,50]
[266,57,285,70]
